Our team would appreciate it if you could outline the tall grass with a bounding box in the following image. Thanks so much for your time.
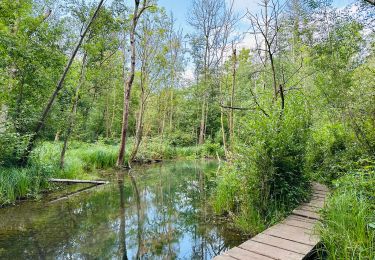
[317,162,374,260]
[0,165,55,206]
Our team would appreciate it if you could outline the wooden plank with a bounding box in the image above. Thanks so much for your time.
[282,218,315,230]
[312,183,329,192]
[212,255,237,260]
[263,224,319,246]
[239,240,304,260]
[224,247,273,260]
[296,205,320,213]
[301,202,323,210]
[308,199,325,206]
[292,209,320,220]
[49,178,109,185]
[251,233,314,255]
[287,215,317,224]
[311,194,326,199]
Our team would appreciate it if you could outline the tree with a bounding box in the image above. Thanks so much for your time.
[20,0,105,165]
[129,10,169,163]
[116,0,153,167]
[188,0,237,144]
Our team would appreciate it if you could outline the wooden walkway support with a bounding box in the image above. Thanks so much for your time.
[49,178,109,185]
[213,183,329,260]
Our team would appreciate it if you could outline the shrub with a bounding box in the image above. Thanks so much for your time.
[212,94,311,232]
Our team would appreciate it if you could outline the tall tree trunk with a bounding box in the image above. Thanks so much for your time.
[117,0,143,167]
[198,95,206,144]
[229,47,237,150]
[169,89,173,130]
[198,37,210,145]
[60,53,87,168]
[20,0,105,166]
[109,86,116,138]
[219,82,227,158]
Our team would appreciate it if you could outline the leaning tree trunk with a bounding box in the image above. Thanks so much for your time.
[60,53,87,168]
[20,0,105,166]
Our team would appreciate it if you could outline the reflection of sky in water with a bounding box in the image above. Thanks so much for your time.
[0,161,244,259]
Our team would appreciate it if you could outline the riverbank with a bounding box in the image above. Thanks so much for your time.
[0,140,224,206]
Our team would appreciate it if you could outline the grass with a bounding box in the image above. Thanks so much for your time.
[317,162,375,260]
[0,165,55,206]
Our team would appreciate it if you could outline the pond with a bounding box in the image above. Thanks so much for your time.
[0,160,245,259]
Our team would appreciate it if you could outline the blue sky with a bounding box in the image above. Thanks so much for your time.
[158,0,355,33]
[156,0,356,79]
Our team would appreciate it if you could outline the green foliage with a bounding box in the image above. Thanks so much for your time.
[213,94,311,233]
[318,160,375,260]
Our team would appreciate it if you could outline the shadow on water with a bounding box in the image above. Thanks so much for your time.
[0,160,245,259]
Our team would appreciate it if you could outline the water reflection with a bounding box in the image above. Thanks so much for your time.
[0,161,244,259]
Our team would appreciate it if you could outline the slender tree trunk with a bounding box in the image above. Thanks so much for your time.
[117,0,143,167]
[129,87,146,163]
[219,82,227,158]
[198,95,206,144]
[20,0,105,166]
[169,89,173,130]
[198,37,210,145]
[105,93,110,138]
[60,54,87,168]
[229,47,237,149]
[109,86,116,138]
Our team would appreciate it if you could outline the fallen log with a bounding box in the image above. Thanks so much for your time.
[49,178,109,185]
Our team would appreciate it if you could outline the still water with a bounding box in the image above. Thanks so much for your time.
[0,160,244,259]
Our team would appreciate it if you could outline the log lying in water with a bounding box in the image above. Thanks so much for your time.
[49,178,109,185]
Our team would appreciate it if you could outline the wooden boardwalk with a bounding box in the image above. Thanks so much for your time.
[214,183,329,260]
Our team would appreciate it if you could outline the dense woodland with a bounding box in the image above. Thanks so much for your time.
[0,0,374,259]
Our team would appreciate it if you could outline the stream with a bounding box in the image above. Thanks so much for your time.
[0,160,245,259]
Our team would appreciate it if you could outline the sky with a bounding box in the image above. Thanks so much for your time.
[156,0,356,80]
[158,0,355,34]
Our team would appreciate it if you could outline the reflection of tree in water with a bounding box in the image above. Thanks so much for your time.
[0,161,241,259]
[129,161,231,259]
[118,172,128,260]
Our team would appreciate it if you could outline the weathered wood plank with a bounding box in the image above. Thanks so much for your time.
[239,240,305,260]
[49,178,109,185]
[251,233,314,255]
[308,201,325,208]
[223,247,273,260]
[282,218,316,230]
[287,215,317,224]
[312,183,329,192]
[263,224,319,246]
[302,200,324,208]
[296,205,321,213]
[292,209,320,220]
